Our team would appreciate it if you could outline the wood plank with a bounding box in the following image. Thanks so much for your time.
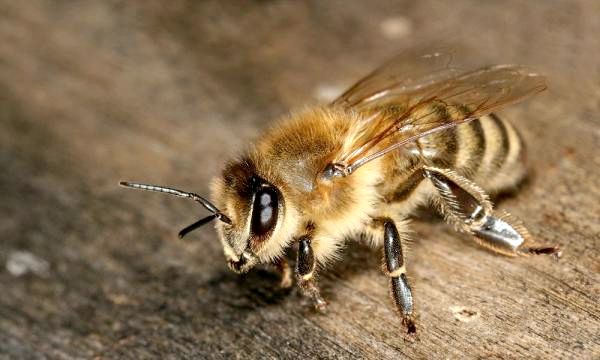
[0,1,598,359]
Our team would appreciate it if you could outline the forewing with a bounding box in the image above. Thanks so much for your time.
[334,64,546,174]
[333,43,474,108]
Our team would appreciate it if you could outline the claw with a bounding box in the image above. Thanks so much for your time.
[522,245,562,259]
[403,317,417,335]
[313,295,328,312]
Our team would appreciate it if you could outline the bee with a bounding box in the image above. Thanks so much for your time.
[120,46,560,335]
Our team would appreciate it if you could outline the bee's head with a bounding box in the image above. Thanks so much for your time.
[119,157,297,274]
[211,158,296,274]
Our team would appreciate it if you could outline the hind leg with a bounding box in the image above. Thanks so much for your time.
[424,166,560,257]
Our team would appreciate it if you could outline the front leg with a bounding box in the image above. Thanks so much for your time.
[272,258,293,289]
[381,218,417,335]
[296,235,327,311]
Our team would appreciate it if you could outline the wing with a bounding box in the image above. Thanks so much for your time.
[330,50,547,176]
[332,44,467,109]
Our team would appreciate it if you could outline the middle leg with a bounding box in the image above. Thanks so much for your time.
[379,217,416,334]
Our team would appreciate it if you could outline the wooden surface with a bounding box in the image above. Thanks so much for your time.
[1,1,599,359]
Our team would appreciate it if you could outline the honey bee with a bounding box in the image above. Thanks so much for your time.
[120,46,560,335]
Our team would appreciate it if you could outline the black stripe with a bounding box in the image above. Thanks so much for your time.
[440,104,458,168]
[467,119,486,173]
[490,113,510,169]
[423,104,458,168]
[438,127,459,168]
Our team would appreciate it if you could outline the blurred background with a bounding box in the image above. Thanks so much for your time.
[1,1,598,359]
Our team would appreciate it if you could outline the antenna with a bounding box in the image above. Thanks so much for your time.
[178,214,218,239]
[119,181,232,236]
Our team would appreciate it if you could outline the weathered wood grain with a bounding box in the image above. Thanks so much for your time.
[0,1,598,359]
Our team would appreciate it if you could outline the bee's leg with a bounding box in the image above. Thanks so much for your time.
[272,258,293,289]
[381,218,417,334]
[424,166,560,257]
[295,235,327,311]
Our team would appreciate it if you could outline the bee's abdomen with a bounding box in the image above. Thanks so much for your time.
[385,112,527,203]
[454,114,527,192]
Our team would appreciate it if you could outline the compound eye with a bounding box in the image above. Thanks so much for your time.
[250,187,279,237]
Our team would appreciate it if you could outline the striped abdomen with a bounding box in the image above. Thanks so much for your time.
[417,113,527,193]
[385,111,528,205]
